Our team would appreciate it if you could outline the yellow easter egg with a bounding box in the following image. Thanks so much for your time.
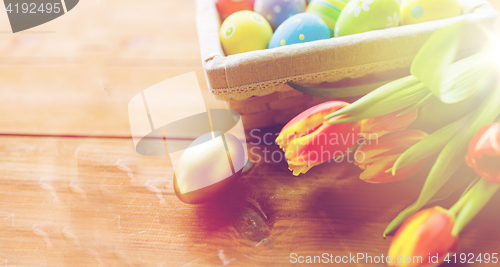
[219,11,273,55]
[400,0,461,25]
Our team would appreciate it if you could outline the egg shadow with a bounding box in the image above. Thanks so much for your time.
[186,165,272,245]
[300,162,430,239]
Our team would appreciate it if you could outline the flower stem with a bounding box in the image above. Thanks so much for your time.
[451,179,500,236]
[449,178,479,215]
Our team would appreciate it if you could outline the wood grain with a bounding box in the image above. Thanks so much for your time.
[0,0,500,266]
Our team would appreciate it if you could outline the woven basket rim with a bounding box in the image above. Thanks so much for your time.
[196,0,498,101]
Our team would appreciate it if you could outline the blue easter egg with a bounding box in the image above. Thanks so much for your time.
[254,0,307,30]
[268,13,330,49]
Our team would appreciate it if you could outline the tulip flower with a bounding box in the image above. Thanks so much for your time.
[388,206,458,267]
[355,129,428,183]
[465,122,500,183]
[360,109,418,140]
[276,101,361,176]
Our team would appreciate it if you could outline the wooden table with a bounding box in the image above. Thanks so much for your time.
[1,1,500,266]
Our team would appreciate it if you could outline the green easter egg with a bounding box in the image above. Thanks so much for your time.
[400,0,461,25]
[306,0,350,31]
[335,0,401,37]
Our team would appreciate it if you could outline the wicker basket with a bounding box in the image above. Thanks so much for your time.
[195,0,498,129]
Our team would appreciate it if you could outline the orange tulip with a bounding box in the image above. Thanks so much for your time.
[276,101,361,176]
[388,207,458,267]
[355,129,428,183]
[465,122,500,183]
[361,109,418,140]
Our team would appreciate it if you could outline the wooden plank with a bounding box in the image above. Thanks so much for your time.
[0,0,224,137]
[1,0,500,266]
[0,66,224,136]
[0,136,499,266]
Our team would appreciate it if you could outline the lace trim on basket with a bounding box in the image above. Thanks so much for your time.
[211,57,414,101]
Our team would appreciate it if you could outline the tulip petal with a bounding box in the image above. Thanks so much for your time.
[361,110,418,140]
[466,123,500,183]
[276,101,361,175]
[356,130,427,165]
[285,122,360,164]
[388,208,433,261]
[360,154,429,184]
[276,101,349,147]
[389,207,458,267]
[289,162,315,176]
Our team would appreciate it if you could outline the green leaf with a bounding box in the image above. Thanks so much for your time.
[383,163,473,237]
[459,178,480,198]
[427,168,476,205]
[326,48,493,123]
[325,80,427,123]
[384,84,500,237]
[448,178,481,215]
[397,93,437,116]
[326,84,428,124]
[410,77,492,133]
[411,21,463,102]
[393,114,471,173]
[411,21,495,103]
[287,80,390,98]
[452,179,500,236]
[324,76,421,119]
[384,202,419,237]
[438,52,495,103]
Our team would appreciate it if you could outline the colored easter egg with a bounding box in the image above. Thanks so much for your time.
[174,132,246,204]
[216,0,255,20]
[254,0,307,30]
[400,0,461,25]
[268,13,330,49]
[306,0,350,32]
[220,11,273,55]
[335,0,400,37]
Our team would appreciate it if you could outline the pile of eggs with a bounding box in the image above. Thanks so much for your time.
[217,0,462,55]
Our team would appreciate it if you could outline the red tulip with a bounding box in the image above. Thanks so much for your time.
[388,207,458,267]
[355,129,428,183]
[276,101,361,176]
[465,122,500,183]
[361,109,418,140]
[216,0,254,19]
